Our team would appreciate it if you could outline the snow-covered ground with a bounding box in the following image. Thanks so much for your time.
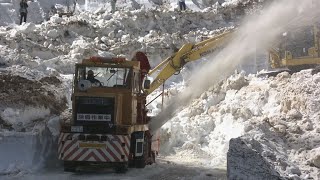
[2,157,227,180]
[1,0,320,179]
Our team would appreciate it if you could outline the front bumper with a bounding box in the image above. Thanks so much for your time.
[58,132,130,163]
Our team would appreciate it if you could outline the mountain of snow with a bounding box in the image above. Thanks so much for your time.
[0,0,262,26]
[0,0,257,176]
[157,70,320,179]
[1,0,320,179]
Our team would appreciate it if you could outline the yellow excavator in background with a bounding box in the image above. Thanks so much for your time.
[268,23,320,72]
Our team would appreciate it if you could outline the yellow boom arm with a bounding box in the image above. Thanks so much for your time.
[145,30,234,95]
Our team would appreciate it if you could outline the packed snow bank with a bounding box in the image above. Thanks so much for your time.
[0,1,262,98]
[4,0,319,178]
[227,137,283,180]
[151,0,319,178]
[0,0,266,176]
[157,68,320,179]
[0,132,37,175]
[0,124,61,177]
[0,9,237,75]
[0,124,60,176]
[0,0,264,26]
[226,70,320,179]
[150,0,317,132]
[0,72,68,175]
[158,72,249,167]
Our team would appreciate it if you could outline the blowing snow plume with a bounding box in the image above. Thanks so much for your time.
[150,0,319,133]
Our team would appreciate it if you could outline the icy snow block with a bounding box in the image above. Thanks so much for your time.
[0,133,38,174]
[227,138,284,180]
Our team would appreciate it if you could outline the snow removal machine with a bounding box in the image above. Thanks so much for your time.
[57,30,234,172]
[269,23,320,72]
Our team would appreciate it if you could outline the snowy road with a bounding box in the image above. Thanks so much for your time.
[1,158,227,180]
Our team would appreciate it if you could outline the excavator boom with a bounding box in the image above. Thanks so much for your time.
[145,30,234,95]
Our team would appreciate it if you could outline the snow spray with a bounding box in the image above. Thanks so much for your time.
[149,0,319,134]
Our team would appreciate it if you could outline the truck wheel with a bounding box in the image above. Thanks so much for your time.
[114,164,128,173]
[128,160,135,168]
[63,161,76,172]
[135,159,146,168]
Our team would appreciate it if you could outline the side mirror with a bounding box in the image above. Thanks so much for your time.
[144,79,151,89]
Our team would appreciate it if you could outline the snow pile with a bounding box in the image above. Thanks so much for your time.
[0,0,265,176]
[159,70,320,179]
[0,0,260,92]
[150,2,320,178]
[151,0,308,132]
[0,9,238,74]
[0,127,58,176]
[2,0,319,178]
[0,0,264,26]
[150,0,317,134]
[0,74,67,174]
[159,72,248,166]
[227,70,320,179]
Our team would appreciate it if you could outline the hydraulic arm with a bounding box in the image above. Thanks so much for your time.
[145,29,234,95]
